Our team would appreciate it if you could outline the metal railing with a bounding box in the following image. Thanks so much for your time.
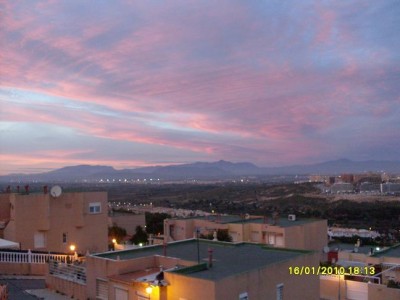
[0,250,73,264]
[48,259,86,285]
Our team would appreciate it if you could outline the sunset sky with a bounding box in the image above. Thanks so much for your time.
[1,1,399,175]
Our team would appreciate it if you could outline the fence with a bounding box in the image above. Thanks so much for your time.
[0,250,73,264]
[48,260,86,284]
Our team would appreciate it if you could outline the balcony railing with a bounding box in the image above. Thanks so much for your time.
[0,250,73,264]
[48,259,86,285]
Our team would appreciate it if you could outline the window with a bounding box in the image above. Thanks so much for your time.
[276,283,284,300]
[89,202,101,214]
[115,287,128,300]
[96,278,108,300]
[62,233,67,244]
[34,232,46,248]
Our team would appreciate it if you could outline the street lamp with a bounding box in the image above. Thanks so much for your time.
[69,244,77,261]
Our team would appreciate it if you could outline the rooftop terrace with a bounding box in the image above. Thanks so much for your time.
[173,214,322,227]
[372,244,400,258]
[94,239,313,281]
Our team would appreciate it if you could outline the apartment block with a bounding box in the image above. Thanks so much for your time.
[164,214,327,256]
[320,244,400,300]
[47,239,320,300]
[0,189,108,254]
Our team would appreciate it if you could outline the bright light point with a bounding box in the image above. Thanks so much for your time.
[145,286,153,294]
[139,243,143,247]
[112,239,117,244]
[376,247,380,251]
[69,244,76,252]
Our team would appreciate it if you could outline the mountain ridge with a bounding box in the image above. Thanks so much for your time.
[1,159,400,182]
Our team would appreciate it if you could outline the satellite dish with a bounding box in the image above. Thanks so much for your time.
[50,185,62,198]
[323,246,330,253]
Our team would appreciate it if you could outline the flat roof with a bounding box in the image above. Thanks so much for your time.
[172,215,323,227]
[94,239,312,281]
[329,242,375,255]
[372,244,400,258]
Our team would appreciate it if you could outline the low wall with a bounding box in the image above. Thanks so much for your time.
[368,282,400,300]
[46,274,87,300]
[0,262,47,275]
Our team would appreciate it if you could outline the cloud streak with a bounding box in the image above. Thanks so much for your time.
[1,0,399,174]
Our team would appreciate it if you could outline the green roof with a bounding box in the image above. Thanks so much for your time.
[371,243,400,258]
[94,239,313,281]
[173,214,323,227]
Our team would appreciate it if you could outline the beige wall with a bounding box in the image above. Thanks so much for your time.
[46,274,87,300]
[320,275,400,300]
[84,249,319,300]
[368,282,400,300]
[0,262,46,276]
[164,217,328,256]
[215,251,320,300]
[165,273,216,300]
[85,254,196,300]
[0,194,10,221]
[3,192,108,254]
[109,213,145,236]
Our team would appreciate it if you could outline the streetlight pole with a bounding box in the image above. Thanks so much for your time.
[196,228,200,264]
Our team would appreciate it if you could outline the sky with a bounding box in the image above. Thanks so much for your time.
[0,1,399,175]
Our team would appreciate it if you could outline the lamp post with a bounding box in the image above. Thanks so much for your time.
[112,238,117,251]
[69,244,77,261]
[196,228,200,263]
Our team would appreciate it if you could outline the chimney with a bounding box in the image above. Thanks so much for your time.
[24,185,30,194]
[43,185,48,194]
[208,248,213,268]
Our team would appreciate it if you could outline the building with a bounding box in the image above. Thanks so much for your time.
[330,183,354,194]
[381,182,400,194]
[109,211,146,236]
[340,174,354,183]
[164,214,328,257]
[46,239,321,300]
[320,243,400,300]
[0,189,108,254]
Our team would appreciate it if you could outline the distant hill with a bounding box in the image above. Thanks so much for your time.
[259,159,400,175]
[1,159,400,182]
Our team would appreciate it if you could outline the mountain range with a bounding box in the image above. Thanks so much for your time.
[1,159,400,182]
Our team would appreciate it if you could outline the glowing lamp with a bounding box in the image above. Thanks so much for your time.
[145,286,153,294]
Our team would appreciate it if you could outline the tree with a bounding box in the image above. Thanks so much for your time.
[108,225,127,243]
[145,212,171,235]
[130,225,148,245]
